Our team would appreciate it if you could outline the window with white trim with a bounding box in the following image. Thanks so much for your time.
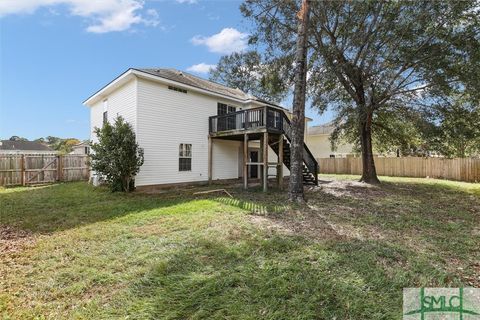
[103,99,108,125]
[179,143,192,171]
[217,103,237,131]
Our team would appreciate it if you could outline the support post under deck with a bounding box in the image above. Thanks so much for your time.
[277,134,284,189]
[263,132,268,192]
[243,133,248,190]
[208,136,212,185]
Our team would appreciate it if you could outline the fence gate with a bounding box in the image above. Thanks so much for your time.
[0,154,90,187]
[24,154,59,185]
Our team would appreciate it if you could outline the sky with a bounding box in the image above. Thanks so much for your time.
[0,0,333,141]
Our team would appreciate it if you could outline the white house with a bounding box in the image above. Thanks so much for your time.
[306,123,355,158]
[84,68,319,191]
[69,141,90,155]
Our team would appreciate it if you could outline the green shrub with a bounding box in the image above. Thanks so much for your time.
[90,116,144,192]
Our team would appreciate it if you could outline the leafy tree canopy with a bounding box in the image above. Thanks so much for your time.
[225,0,479,181]
[210,51,289,103]
[424,94,480,158]
[9,136,28,141]
[6,136,81,154]
[33,136,81,154]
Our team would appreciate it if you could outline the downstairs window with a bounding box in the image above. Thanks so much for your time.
[179,143,192,171]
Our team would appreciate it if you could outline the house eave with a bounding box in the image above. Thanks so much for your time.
[84,68,258,107]
[83,69,136,107]
[131,69,251,105]
[83,68,306,114]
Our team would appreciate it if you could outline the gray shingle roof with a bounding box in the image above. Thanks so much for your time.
[135,68,254,101]
[0,140,54,151]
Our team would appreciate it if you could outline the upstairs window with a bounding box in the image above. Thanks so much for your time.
[103,99,108,125]
[217,103,237,131]
[168,86,187,94]
[217,103,236,115]
[179,143,192,171]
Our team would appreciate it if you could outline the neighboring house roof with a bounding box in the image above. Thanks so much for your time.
[73,141,90,147]
[0,140,54,151]
[136,68,253,101]
[308,123,335,135]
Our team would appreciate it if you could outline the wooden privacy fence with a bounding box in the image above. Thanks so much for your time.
[0,154,90,187]
[318,157,480,183]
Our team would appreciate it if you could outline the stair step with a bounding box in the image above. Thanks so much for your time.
[268,136,318,186]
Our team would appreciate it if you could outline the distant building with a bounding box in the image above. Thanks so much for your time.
[0,140,56,154]
[306,123,355,158]
[69,141,90,155]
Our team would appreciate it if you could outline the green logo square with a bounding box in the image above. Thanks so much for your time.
[404,288,480,319]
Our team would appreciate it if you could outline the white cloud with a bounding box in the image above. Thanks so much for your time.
[191,28,248,54]
[176,0,197,3]
[186,63,216,74]
[0,0,160,33]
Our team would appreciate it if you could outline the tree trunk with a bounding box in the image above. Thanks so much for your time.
[359,110,380,184]
[288,0,311,202]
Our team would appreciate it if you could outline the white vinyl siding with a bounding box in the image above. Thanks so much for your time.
[90,100,104,144]
[135,77,241,186]
[90,78,137,142]
[247,141,290,177]
[212,140,241,180]
[88,74,293,187]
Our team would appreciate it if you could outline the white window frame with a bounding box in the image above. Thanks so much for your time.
[179,143,192,171]
[103,99,108,125]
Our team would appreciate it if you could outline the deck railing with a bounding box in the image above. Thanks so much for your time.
[209,106,283,133]
[209,106,318,183]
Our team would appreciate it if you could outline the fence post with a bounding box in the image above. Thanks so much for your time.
[21,155,26,186]
[57,155,63,182]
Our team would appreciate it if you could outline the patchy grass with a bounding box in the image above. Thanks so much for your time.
[1,177,479,319]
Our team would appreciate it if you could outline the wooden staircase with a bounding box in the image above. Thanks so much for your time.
[269,137,318,185]
[208,105,319,187]
[268,111,318,185]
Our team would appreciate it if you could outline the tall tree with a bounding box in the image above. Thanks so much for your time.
[210,51,288,103]
[240,0,479,183]
[330,106,430,157]
[289,0,311,202]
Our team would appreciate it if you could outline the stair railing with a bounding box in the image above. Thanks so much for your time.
[280,112,319,184]
[208,106,319,185]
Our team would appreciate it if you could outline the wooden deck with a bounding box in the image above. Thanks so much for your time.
[208,106,319,191]
[208,106,284,140]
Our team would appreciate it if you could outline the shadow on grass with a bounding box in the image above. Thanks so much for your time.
[213,196,288,214]
[0,182,198,234]
[127,231,456,320]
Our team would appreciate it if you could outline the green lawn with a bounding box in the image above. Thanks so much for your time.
[1,176,479,319]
